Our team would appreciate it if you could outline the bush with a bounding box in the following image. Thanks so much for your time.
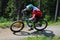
[0,17,13,23]
[44,15,51,21]
[5,0,16,18]
[0,17,7,23]
[0,17,13,28]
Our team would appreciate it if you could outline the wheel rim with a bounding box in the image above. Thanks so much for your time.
[12,22,23,31]
[35,21,46,30]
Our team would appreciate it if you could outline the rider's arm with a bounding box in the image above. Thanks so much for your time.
[29,14,35,20]
[31,13,36,19]
[21,8,27,13]
[29,10,36,20]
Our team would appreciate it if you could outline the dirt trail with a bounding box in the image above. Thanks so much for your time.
[0,25,60,40]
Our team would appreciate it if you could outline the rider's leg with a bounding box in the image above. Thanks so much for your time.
[37,17,43,27]
[28,18,37,31]
[28,21,34,31]
[28,24,33,31]
[28,17,40,31]
[34,17,42,27]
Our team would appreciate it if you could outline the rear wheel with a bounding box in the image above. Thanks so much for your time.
[34,20,48,31]
[10,20,24,32]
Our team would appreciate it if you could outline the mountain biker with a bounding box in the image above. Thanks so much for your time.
[22,4,43,31]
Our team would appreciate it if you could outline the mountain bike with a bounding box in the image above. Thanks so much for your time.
[10,12,48,33]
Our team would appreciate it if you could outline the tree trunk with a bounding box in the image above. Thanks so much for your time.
[0,0,2,16]
[54,0,59,21]
[38,0,40,9]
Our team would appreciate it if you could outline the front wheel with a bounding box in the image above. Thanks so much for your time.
[34,20,48,31]
[10,20,24,32]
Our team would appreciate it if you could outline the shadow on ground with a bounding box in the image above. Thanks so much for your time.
[13,30,55,37]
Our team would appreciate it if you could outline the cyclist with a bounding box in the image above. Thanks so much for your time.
[22,4,43,31]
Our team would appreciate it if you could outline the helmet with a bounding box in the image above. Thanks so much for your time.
[26,4,33,9]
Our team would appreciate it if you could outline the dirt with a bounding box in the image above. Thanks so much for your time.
[0,25,60,40]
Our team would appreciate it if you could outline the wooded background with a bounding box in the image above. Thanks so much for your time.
[0,0,60,21]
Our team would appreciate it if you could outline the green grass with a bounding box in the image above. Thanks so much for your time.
[53,37,60,40]
[0,17,60,28]
[0,17,13,28]
[45,17,60,26]
[24,36,60,40]
[48,20,60,26]
[0,21,13,28]
[0,20,60,28]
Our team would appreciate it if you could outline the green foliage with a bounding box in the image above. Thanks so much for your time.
[0,21,13,28]
[53,37,60,40]
[48,20,60,26]
[1,0,60,22]
[44,15,51,21]
[40,0,56,20]
[0,17,13,28]
[0,17,7,23]
[58,17,60,21]
[24,36,60,40]
[5,0,16,18]
[24,35,52,40]
[0,17,12,23]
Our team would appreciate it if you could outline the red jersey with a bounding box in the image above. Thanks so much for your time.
[31,7,42,19]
